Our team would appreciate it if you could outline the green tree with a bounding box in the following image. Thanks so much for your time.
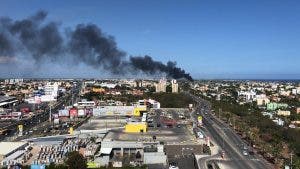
[65,151,87,169]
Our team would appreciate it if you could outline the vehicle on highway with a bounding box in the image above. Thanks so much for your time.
[197,131,204,139]
[242,150,249,156]
[243,145,248,150]
[221,150,225,159]
[169,162,179,169]
[147,118,153,122]
[179,114,184,119]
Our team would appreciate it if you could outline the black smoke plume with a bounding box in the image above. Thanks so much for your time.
[0,11,193,81]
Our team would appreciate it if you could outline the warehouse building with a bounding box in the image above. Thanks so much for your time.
[0,96,18,108]
[0,141,29,166]
[95,141,167,167]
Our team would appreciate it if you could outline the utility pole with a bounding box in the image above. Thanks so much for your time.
[290,152,293,169]
[233,117,235,130]
[49,103,52,123]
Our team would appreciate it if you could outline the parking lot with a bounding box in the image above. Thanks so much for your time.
[103,108,203,145]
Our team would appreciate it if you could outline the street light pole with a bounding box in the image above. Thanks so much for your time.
[49,103,52,123]
[290,152,293,169]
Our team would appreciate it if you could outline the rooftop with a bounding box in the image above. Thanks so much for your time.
[0,96,16,103]
[0,142,28,156]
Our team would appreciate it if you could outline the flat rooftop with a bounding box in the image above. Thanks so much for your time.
[0,96,16,103]
[0,141,28,156]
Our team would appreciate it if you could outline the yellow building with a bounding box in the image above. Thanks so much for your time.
[125,122,147,133]
[133,106,147,117]
[69,127,74,135]
[92,87,105,93]
[277,110,291,116]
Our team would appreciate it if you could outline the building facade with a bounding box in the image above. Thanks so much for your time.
[171,79,178,93]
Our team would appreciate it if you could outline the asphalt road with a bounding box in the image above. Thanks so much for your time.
[188,93,273,169]
[0,83,81,141]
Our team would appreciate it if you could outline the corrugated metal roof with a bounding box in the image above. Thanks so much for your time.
[0,96,16,103]
[0,142,28,156]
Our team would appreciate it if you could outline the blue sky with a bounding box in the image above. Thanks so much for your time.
[1,0,300,79]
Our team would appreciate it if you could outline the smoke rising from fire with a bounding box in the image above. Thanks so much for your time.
[0,11,193,80]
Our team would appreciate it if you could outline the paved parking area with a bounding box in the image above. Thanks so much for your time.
[165,144,202,169]
[105,124,198,145]
[78,117,126,130]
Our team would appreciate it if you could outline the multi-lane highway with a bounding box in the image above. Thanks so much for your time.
[188,93,273,169]
[0,82,81,141]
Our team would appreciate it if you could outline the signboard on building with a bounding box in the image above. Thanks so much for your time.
[18,125,23,136]
[59,109,69,117]
[198,116,203,126]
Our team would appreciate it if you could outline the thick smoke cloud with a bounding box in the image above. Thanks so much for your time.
[68,24,126,74]
[0,11,193,80]
[130,56,192,80]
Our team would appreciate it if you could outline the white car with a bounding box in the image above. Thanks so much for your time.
[169,162,179,169]
[242,150,249,156]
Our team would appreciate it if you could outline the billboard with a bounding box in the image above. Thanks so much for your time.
[58,109,69,117]
[92,108,102,116]
[54,118,60,124]
[198,116,203,126]
[52,113,59,119]
[78,109,85,117]
[69,108,78,117]
[18,125,23,136]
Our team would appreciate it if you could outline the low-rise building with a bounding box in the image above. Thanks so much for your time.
[257,98,270,106]
[267,102,288,111]
[95,141,167,167]
[277,110,291,116]
[0,142,29,166]
[296,107,300,114]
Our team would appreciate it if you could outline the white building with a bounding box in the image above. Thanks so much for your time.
[171,79,178,93]
[273,118,284,126]
[4,79,23,84]
[44,82,59,98]
[238,90,256,102]
[155,79,166,93]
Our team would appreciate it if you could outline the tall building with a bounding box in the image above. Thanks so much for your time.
[171,79,178,93]
[155,79,166,93]
[44,82,59,98]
